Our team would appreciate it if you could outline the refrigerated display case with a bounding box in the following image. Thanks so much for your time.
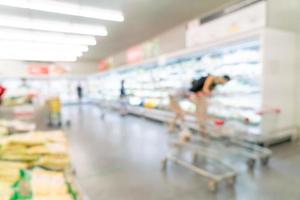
[88,28,298,145]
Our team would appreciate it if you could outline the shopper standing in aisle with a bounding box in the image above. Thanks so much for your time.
[76,84,83,103]
[120,80,127,115]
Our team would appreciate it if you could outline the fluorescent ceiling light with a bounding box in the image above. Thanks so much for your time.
[0,14,108,36]
[0,50,82,57]
[0,49,83,57]
[0,41,88,61]
[0,0,124,22]
[0,40,89,53]
[0,54,77,62]
[0,28,97,45]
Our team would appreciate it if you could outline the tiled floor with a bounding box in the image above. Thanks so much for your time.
[63,105,300,200]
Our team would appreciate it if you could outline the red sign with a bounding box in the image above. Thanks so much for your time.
[28,64,70,76]
[99,60,109,72]
[28,64,49,75]
[99,57,114,72]
[127,46,143,64]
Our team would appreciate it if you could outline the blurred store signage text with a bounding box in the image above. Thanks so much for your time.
[27,63,71,76]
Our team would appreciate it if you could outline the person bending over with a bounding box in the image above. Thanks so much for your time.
[189,75,230,137]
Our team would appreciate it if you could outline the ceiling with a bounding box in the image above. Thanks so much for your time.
[0,0,236,62]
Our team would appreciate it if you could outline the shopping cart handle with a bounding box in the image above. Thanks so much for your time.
[214,119,225,126]
[195,91,213,97]
[257,108,281,115]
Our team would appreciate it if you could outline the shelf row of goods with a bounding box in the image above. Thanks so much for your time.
[0,78,87,105]
[88,39,262,129]
[0,119,82,200]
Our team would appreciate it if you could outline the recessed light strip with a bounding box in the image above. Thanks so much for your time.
[0,0,124,22]
[0,14,108,36]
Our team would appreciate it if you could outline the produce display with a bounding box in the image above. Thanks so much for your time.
[1,78,87,105]
[0,129,80,200]
[2,96,33,107]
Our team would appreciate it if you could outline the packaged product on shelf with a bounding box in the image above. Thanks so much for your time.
[30,154,70,171]
[37,131,68,144]
[0,120,36,134]
[1,134,46,147]
[2,96,32,107]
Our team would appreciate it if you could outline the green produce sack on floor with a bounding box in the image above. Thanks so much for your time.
[10,170,32,200]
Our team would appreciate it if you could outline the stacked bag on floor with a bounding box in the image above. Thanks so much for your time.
[0,131,78,200]
[9,168,75,200]
[0,131,70,170]
[0,161,27,200]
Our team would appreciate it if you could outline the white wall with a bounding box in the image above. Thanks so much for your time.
[0,61,28,77]
[158,24,186,55]
[266,0,300,126]
[296,35,300,125]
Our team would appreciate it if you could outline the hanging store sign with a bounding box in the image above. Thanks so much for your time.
[27,63,70,76]
[28,64,49,75]
[143,39,160,59]
[127,46,143,64]
[99,57,114,71]
[126,40,161,64]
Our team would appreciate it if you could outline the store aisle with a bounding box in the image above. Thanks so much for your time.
[63,105,300,200]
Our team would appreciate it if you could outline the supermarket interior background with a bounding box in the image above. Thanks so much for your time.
[0,0,300,199]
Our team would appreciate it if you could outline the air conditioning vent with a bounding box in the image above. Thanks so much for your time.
[200,0,265,24]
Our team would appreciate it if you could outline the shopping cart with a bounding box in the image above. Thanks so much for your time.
[162,93,274,191]
[162,140,237,192]
[162,119,272,192]
[162,120,238,192]
[46,96,62,127]
[199,117,272,169]
[201,117,272,169]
